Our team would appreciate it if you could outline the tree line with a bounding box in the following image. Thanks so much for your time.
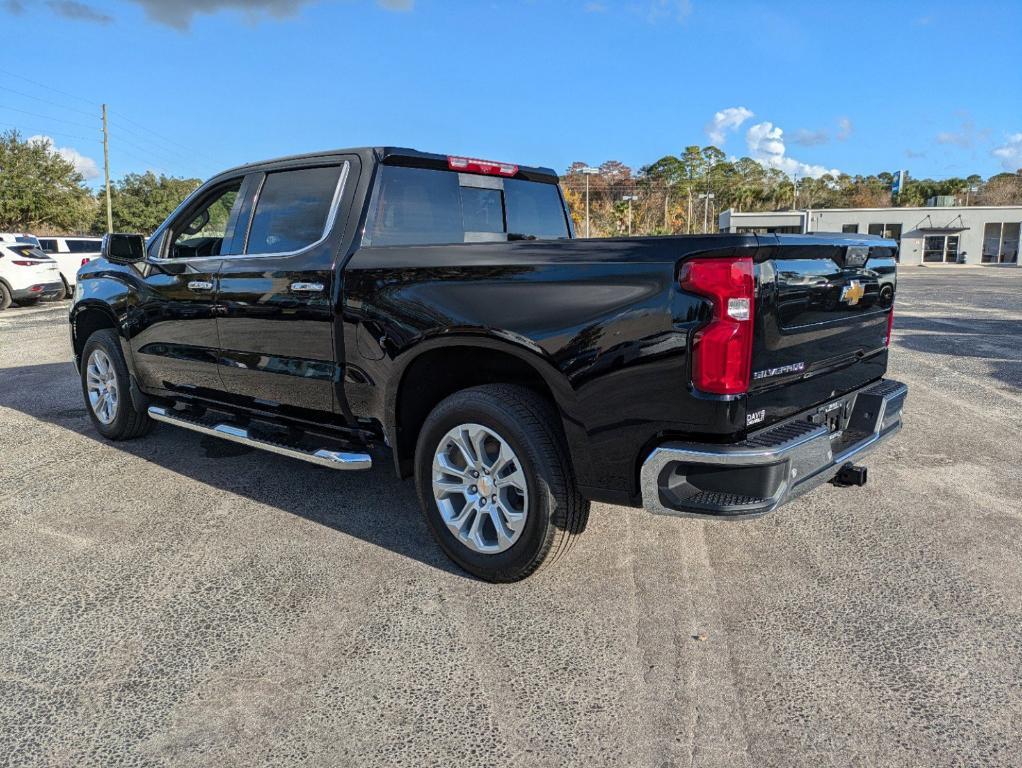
[562,146,1022,237]
[1,130,1020,237]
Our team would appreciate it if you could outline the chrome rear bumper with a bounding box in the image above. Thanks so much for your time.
[640,379,907,519]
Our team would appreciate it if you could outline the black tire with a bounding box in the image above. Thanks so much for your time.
[0,282,11,311]
[80,328,152,440]
[414,384,589,582]
[57,278,69,301]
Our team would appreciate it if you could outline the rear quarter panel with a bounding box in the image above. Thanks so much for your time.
[342,236,756,497]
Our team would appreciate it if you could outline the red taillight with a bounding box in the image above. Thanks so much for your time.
[81,257,91,266]
[12,260,39,266]
[885,308,894,346]
[679,256,755,396]
[447,155,518,177]
[29,284,43,293]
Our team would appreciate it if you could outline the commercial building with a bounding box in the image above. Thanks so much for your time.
[719,205,1021,267]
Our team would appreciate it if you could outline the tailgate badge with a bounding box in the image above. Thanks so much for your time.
[840,280,865,306]
[746,409,766,426]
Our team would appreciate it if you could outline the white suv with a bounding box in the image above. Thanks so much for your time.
[0,243,64,309]
[37,236,103,293]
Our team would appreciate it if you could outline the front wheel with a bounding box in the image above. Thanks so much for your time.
[0,282,11,311]
[414,384,589,582]
[80,329,151,440]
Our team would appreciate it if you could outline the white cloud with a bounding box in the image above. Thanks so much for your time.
[992,133,1022,171]
[27,135,100,180]
[647,0,692,22]
[745,121,839,179]
[705,106,753,146]
[836,116,853,141]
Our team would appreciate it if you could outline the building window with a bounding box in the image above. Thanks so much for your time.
[984,222,1020,263]
[867,223,902,242]
[842,224,858,233]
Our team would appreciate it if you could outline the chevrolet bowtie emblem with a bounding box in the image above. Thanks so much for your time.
[841,280,865,306]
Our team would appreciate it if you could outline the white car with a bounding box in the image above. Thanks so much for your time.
[0,243,64,310]
[37,235,103,293]
[0,232,42,248]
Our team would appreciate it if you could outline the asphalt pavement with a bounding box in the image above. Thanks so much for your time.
[1,267,1020,767]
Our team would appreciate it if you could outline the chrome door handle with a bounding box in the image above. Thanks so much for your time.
[290,281,325,293]
[187,280,214,292]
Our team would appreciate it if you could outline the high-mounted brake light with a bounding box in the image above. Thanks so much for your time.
[447,156,519,177]
[679,256,755,396]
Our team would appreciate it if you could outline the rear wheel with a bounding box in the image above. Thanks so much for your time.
[57,278,70,301]
[80,329,151,440]
[414,384,589,582]
[0,282,11,311]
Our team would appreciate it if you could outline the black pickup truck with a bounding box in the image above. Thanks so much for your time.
[71,147,906,581]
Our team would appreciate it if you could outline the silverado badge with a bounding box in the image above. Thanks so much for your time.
[840,280,865,306]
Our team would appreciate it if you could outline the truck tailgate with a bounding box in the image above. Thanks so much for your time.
[747,234,898,427]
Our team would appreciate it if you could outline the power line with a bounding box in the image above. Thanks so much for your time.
[0,104,98,132]
[0,124,101,146]
[0,67,97,107]
[0,83,97,119]
[109,108,213,159]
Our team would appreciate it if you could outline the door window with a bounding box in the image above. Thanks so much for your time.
[922,235,946,263]
[245,166,344,255]
[169,182,242,259]
[39,239,58,253]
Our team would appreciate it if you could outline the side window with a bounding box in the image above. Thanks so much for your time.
[169,182,241,259]
[67,239,100,253]
[39,239,58,253]
[245,165,343,255]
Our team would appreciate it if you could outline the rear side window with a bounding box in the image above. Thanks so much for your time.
[365,165,569,247]
[39,239,58,252]
[67,239,101,253]
[246,166,343,255]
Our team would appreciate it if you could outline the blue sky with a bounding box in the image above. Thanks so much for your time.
[1,0,1020,187]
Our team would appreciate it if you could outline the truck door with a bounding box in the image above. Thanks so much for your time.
[129,178,245,394]
[214,158,356,414]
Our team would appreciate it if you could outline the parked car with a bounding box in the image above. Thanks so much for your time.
[38,236,103,296]
[0,243,64,309]
[0,232,42,248]
[69,147,907,581]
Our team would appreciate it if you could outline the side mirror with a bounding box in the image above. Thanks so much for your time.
[102,233,146,264]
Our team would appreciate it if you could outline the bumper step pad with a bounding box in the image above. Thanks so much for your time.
[640,378,908,519]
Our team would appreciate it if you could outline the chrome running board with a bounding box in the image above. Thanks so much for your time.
[147,406,372,470]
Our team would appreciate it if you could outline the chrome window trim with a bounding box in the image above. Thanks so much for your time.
[151,161,350,264]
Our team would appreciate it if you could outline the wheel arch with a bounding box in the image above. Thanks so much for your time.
[71,302,124,369]
[387,336,580,480]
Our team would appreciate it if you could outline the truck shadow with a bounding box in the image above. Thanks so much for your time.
[0,361,469,579]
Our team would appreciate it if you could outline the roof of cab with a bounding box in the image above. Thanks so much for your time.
[212,147,560,184]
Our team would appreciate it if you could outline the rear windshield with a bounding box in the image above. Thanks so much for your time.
[364,165,569,247]
[6,245,49,259]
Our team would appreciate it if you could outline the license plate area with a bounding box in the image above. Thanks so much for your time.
[807,396,853,434]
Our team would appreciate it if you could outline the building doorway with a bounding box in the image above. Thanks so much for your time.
[923,234,960,263]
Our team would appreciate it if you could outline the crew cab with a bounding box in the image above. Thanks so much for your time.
[70,147,906,581]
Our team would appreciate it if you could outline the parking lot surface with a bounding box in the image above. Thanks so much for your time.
[1,268,1020,767]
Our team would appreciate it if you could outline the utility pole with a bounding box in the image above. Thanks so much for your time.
[102,104,112,234]
[581,166,599,238]
[793,173,799,210]
[663,184,671,233]
[622,195,637,236]
[687,186,693,235]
